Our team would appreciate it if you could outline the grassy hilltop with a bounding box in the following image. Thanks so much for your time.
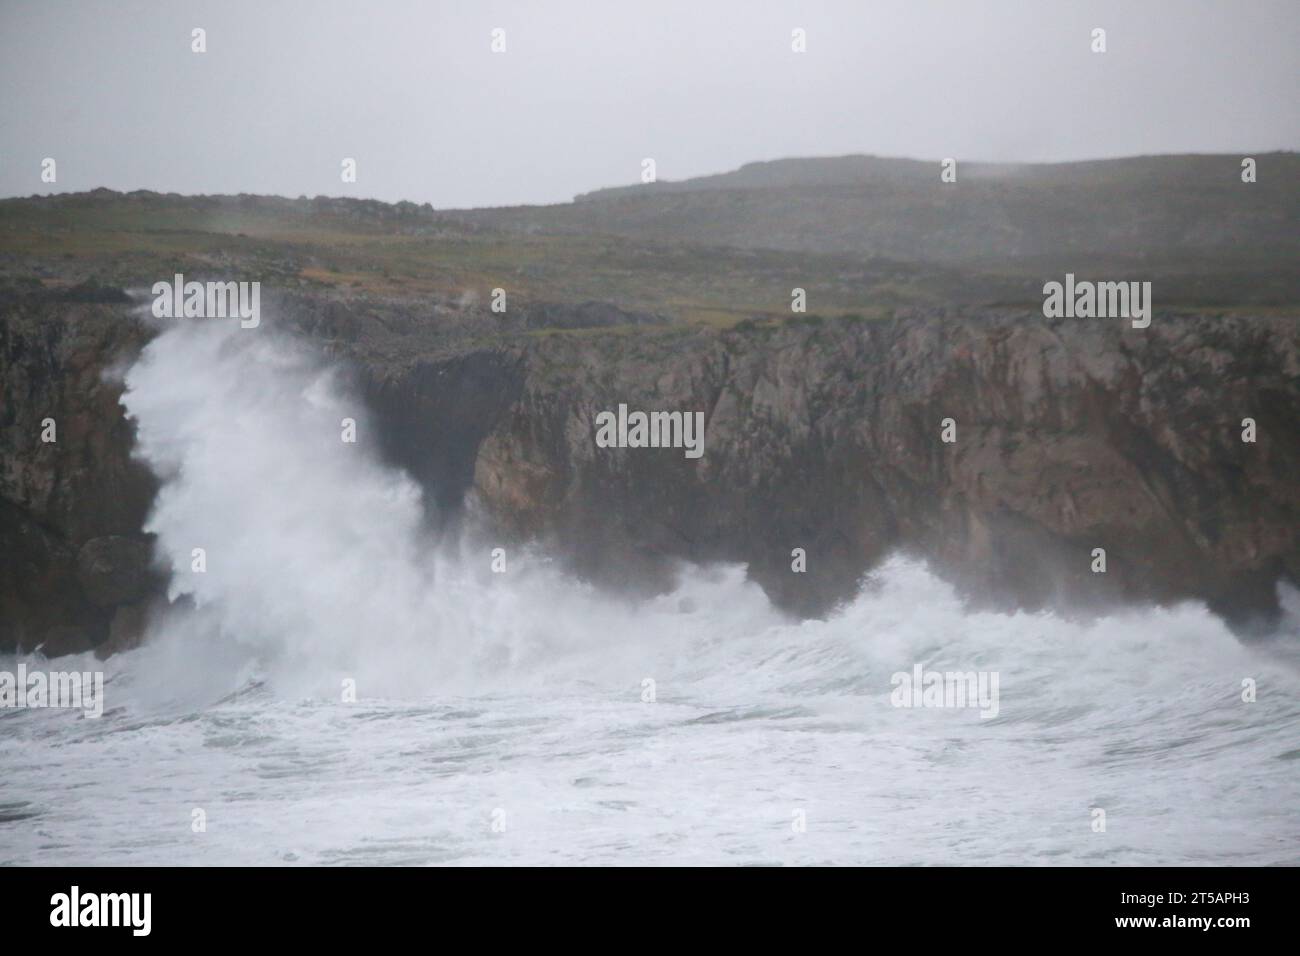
[1,152,1297,325]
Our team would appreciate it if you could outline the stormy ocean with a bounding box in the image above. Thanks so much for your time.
[2,321,1297,866]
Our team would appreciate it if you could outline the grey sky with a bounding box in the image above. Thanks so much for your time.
[1,0,1296,209]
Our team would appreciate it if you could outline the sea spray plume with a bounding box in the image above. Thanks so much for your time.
[121,320,446,697]
[118,320,786,703]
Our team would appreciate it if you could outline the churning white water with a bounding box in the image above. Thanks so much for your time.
[2,320,1297,865]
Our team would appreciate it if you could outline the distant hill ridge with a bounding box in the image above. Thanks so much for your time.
[475,151,1299,268]
[3,152,1296,305]
[573,152,1300,200]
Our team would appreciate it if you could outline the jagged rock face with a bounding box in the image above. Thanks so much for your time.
[0,298,158,654]
[2,291,1296,656]
[467,312,1300,625]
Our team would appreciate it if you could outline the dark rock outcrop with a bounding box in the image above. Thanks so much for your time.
[0,294,159,654]
[75,536,154,607]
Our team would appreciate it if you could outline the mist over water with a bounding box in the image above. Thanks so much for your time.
[1,319,1297,865]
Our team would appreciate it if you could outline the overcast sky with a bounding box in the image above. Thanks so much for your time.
[1,0,1296,208]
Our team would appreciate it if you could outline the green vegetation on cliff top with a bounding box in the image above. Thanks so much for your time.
[2,152,1296,324]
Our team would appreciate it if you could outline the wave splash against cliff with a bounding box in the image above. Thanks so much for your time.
[117,319,1300,692]
[5,318,1278,863]
[120,319,797,701]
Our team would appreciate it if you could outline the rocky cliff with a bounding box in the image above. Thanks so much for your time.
[455,310,1300,628]
[0,284,160,656]
[2,287,1297,655]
